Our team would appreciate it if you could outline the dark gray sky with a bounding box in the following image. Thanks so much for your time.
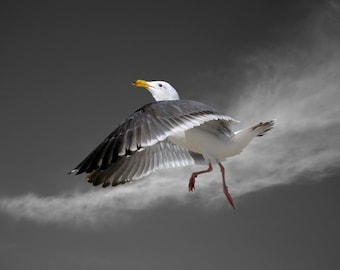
[1,1,340,269]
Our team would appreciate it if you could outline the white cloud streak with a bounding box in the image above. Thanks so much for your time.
[1,4,340,226]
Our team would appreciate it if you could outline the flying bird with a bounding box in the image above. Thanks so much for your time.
[69,80,274,209]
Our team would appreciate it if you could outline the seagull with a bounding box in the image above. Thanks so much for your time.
[69,80,274,209]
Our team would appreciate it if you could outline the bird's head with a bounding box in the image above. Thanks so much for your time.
[132,80,180,101]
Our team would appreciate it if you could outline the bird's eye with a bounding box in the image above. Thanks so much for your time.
[158,83,163,87]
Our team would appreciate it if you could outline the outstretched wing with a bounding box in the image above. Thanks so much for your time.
[69,99,238,185]
[86,140,206,187]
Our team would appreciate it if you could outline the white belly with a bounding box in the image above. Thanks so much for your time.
[168,126,242,162]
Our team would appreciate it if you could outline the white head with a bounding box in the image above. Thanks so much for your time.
[132,80,180,101]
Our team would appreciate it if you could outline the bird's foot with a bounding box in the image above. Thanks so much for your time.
[188,174,197,192]
[223,186,235,210]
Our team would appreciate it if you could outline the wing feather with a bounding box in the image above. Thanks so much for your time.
[70,99,238,179]
[86,140,206,187]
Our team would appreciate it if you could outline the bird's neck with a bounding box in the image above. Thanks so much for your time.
[151,91,180,101]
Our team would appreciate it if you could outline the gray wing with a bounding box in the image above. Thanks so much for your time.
[69,99,238,186]
[86,140,206,187]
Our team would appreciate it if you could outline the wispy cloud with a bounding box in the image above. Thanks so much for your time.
[227,2,340,192]
[1,3,339,226]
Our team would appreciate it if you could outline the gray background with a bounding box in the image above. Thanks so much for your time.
[1,1,340,269]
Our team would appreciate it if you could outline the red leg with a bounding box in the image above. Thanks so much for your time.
[218,162,235,209]
[188,163,213,192]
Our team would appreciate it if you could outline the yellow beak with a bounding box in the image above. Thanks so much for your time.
[132,79,150,89]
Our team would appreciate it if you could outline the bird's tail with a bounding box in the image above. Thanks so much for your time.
[231,120,274,153]
[234,120,274,137]
[251,120,275,137]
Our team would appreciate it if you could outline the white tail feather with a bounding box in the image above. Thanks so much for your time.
[230,120,275,154]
